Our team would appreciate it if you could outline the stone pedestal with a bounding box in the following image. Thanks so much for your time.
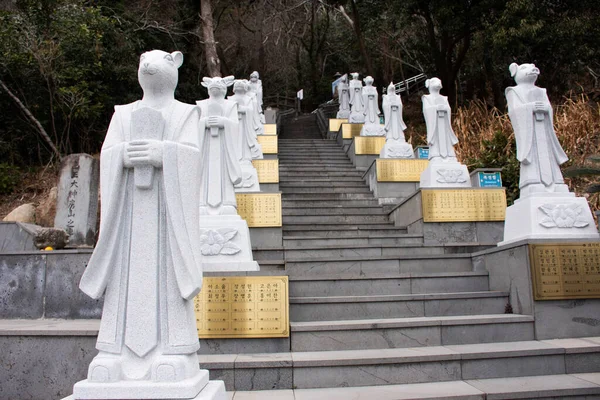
[65,377,227,400]
[359,123,384,137]
[379,140,414,159]
[349,110,365,124]
[347,137,385,171]
[420,159,471,188]
[500,192,599,246]
[234,161,261,193]
[364,159,425,205]
[199,215,260,272]
[54,153,100,247]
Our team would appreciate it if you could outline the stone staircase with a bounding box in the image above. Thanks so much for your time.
[200,135,600,398]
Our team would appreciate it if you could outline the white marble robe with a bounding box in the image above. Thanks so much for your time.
[228,92,263,161]
[506,85,568,189]
[349,80,365,114]
[79,100,203,357]
[383,94,407,141]
[337,81,350,118]
[196,99,242,209]
[362,86,380,125]
[422,94,458,159]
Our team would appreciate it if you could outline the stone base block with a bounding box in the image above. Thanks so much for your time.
[359,123,384,136]
[249,227,283,249]
[500,193,599,246]
[379,141,414,159]
[234,162,261,193]
[420,160,471,188]
[198,215,259,272]
[71,370,210,399]
[349,111,365,124]
[259,183,279,193]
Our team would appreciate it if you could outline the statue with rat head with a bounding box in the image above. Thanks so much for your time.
[196,76,243,215]
[506,63,569,196]
[73,50,215,399]
[336,74,350,119]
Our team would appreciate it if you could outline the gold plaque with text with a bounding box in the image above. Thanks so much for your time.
[263,124,277,136]
[252,159,279,183]
[421,189,506,222]
[354,136,386,155]
[529,243,600,300]
[257,136,278,154]
[329,118,347,132]
[341,123,363,139]
[195,276,289,338]
[236,192,282,227]
[376,159,429,182]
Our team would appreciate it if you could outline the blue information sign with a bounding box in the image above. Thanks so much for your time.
[478,172,502,188]
[416,147,429,159]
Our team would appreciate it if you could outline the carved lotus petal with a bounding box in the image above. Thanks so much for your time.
[199,229,240,256]
[538,203,589,229]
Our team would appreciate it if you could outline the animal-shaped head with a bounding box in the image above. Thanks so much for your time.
[201,76,235,99]
[233,79,250,94]
[425,77,442,92]
[138,50,184,94]
[387,82,395,95]
[351,72,359,80]
[250,71,260,82]
[509,63,540,85]
[363,76,374,86]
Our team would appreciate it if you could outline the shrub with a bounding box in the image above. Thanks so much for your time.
[0,163,20,195]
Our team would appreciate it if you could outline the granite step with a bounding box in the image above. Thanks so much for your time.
[281,187,373,195]
[279,177,365,183]
[227,373,600,399]
[282,224,406,234]
[284,253,474,276]
[289,291,509,321]
[278,158,352,164]
[280,181,368,187]
[290,314,535,351]
[283,234,421,247]
[282,207,387,216]
[282,193,376,200]
[202,339,600,390]
[282,199,381,207]
[279,172,364,178]
[282,214,390,224]
[279,166,358,170]
[288,271,490,297]
[283,244,449,259]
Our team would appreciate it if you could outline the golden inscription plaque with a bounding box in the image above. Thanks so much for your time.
[236,192,282,227]
[257,136,278,154]
[195,276,289,338]
[263,124,277,136]
[376,159,429,182]
[341,123,363,139]
[252,159,279,183]
[529,243,600,300]
[421,189,506,222]
[329,118,347,132]
[354,136,386,155]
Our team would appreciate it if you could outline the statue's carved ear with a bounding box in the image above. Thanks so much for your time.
[224,75,235,87]
[509,63,518,77]
[425,79,430,88]
[172,51,184,68]
[201,77,212,88]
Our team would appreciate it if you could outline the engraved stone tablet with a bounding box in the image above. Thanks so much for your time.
[421,188,507,222]
[263,124,277,136]
[341,123,363,139]
[194,276,289,338]
[329,119,347,133]
[376,159,429,182]
[252,159,279,183]
[257,136,278,154]
[354,136,386,155]
[235,193,282,227]
[529,242,600,300]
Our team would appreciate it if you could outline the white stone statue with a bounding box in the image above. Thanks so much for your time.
[248,71,265,125]
[195,76,259,272]
[228,79,262,192]
[72,50,226,399]
[348,72,365,123]
[359,76,384,136]
[419,77,470,187]
[380,82,414,158]
[500,63,598,245]
[336,74,350,119]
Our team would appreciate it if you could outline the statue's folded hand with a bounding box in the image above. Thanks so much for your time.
[534,101,548,113]
[207,115,225,128]
[126,140,164,168]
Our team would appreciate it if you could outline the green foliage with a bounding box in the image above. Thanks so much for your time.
[467,132,520,205]
[0,164,21,195]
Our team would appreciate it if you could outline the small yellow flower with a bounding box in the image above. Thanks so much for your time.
[44,246,54,251]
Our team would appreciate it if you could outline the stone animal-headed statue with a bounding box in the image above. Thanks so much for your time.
[348,72,365,123]
[380,82,413,158]
[336,74,350,119]
[506,62,569,196]
[248,71,265,124]
[74,50,219,398]
[359,75,384,136]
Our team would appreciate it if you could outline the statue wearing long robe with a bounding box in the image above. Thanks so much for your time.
[422,93,458,160]
[506,85,568,189]
[362,84,380,125]
[196,98,242,211]
[383,92,407,141]
[79,100,203,359]
[336,78,350,119]
[228,86,263,161]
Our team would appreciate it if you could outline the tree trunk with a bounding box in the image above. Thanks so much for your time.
[200,0,221,77]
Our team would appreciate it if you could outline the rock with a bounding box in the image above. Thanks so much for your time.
[33,227,69,249]
[35,186,58,227]
[3,203,36,223]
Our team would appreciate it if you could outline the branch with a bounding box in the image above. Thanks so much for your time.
[0,79,62,161]
[336,5,354,27]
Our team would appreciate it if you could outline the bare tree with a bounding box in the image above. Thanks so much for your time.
[200,0,221,77]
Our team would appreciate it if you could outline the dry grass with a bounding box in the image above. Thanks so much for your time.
[452,95,600,218]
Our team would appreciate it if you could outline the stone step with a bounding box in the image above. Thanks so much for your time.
[203,339,600,390]
[290,314,535,351]
[282,214,390,224]
[227,373,600,399]
[283,234,421,247]
[280,181,368,188]
[282,199,380,207]
[278,158,352,163]
[279,172,363,178]
[281,187,373,195]
[284,253,473,277]
[279,176,365,183]
[282,207,386,216]
[283,244,449,259]
[282,193,376,200]
[289,291,508,321]
[279,165,358,170]
[288,271,489,297]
